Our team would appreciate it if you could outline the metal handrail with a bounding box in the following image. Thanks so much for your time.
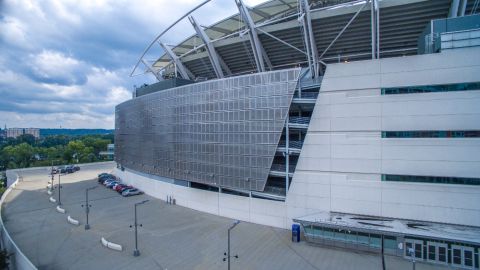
[289,116,311,125]
[270,164,296,172]
[278,140,304,149]
[293,92,319,99]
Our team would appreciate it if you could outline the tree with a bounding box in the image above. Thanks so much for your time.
[0,249,9,269]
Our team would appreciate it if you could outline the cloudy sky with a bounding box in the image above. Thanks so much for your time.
[0,0,267,129]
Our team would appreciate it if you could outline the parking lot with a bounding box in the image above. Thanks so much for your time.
[3,163,447,270]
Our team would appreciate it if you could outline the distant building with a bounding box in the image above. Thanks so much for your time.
[6,128,40,139]
[100,144,114,160]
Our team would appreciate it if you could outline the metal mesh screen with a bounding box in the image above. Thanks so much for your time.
[115,68,300,191]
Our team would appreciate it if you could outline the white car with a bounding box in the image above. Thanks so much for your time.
[121,188,143,197]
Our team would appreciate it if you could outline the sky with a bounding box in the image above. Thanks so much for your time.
[0,0,267,129]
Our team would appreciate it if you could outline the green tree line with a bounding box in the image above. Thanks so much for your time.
[0,134,114,170]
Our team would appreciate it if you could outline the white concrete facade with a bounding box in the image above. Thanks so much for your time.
[114,168,288,228]
[287,47,480,228]
[116,47,480,230]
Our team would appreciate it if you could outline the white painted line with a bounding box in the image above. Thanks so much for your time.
[67,215,79,226]
[56,205,66,214]
[101,237,123,251]
[49,197,56,203]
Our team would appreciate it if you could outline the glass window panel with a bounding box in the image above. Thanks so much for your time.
[438,246,447,262]
[369,234,381,248]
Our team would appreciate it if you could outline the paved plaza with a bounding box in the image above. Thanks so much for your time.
[3,163,448,270]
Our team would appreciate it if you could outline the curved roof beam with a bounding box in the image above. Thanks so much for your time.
[235,0,271,72]
[189,16,231,78]
[160,43,193,80]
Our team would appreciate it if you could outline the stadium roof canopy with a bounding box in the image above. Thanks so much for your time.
[132,0,477,80]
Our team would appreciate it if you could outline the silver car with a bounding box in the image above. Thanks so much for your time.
[121,188,143,197]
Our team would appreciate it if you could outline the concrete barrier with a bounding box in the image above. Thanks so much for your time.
[56,205,66,214]
[101,237,123,251]
[0,175,37,269]
[67,216,79,226]
[49,197,56,203]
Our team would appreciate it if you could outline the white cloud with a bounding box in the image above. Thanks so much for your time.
[0,0,270,129]
[30,50,88,85]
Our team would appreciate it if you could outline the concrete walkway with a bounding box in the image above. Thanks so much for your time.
[3,164,448,270]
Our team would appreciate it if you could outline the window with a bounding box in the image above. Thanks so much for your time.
[427,241,448,265]
[357,232,369,246]
[384,236,397,250]
[382,130,480,138]
[405,239,423,260]
[382,174,480,186]
[369,234,381,248]
[452,245,475,269]
[381,82,480,95]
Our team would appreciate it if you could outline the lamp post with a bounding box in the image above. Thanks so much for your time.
[408,248,416,270]
[130,200,149,257]
[223,220,240,270]
[57,173,62,205]
[82,186,97,230]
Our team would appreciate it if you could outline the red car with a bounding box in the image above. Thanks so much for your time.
[115,184,132,193]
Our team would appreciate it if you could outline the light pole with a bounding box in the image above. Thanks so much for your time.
[408,248,416,270]
[223,220,240,270]
[130,200,149,257]
[57,173,62,205]
[82,186,97,230]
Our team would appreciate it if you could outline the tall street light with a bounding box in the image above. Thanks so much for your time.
[57,173,63,206]
[223,220,240,270]
[130,200,149,257]
[82,186,97,230]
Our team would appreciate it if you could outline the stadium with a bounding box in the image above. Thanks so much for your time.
[115,0,480,268]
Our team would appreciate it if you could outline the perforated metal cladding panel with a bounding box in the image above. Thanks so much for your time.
[115,68,300,191]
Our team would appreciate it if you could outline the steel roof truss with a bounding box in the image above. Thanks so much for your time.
[141,59,163,81]
[300,0,321,77]
[189,16,229,78]
[160,43,193,80]
[235,0,271,72]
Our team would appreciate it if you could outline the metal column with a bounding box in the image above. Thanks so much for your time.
[189,16,230,78]
[300,0,320,77]
[235,0,270,72]
[449,0,460,17]
[285,116,289,196]
[141,59,162,81]
[160,43,193,80]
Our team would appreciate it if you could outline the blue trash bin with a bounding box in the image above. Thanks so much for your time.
[292,224,300,242]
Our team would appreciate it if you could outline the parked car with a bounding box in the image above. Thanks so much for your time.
[73,165,80,171]
[65,165,74,174]
[98,173,110,178]
[58,166,67,174]
[121,188,143,197]
[50,167,58,174]
[105,181,118,188]
[100,178,115,185]
[102,179,115,186]
[115,184,132,193]
[98,174,115,183]
[111,183,122,190]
